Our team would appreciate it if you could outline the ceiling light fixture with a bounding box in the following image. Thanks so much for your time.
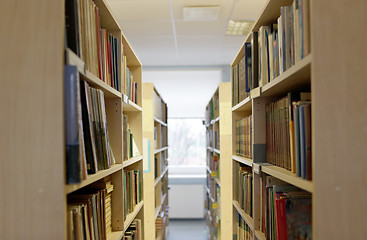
[183,6,221,21]
[225,20,254,36]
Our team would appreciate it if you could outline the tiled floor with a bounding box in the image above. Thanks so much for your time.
[166,219,208,240]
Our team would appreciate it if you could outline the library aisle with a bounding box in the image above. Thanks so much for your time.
[167,219,208,240]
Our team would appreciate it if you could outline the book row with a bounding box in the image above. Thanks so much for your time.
[124,219,142,240]
[235,214,253,240]
[123,115,141,161]
[259,175,312,239]
[235,115,253,159]
[67,180,114,240]
[231,0,310,105]
[124,170,142,220]
[266,92,312,179]
[66,0,120,90]
[205,92,219,124]
[207,152,220,178]
[65,65,115,184]
[153,90,168,123]
[234,164,253,217]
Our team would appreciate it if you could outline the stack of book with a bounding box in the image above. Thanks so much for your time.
[206,93,219,124]
[260,176,312,239]
[124,219,142,240]
[265,92,311,179]
[67,180,114,239]
[232,53,251,106]
[65,66,115,184]
[123,115,141,161]
[124,170,142,220]
[123,63,138,104]
[235,214,253,240]
[236,166,253,216]
[65,0,120,90]
[235,115,253,159]
[155,215,163,239]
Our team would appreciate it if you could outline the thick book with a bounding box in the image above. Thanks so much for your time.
[251,31,259,89]
[65,65,82,184]
[65,0,81,57]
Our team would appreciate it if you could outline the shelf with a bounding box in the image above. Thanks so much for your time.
[154,117,168,127]
[65,48,85,74]
[124,201,144,232]
[154,146,168,155]
[65,164,123,194]
[214,177,221,188]
[155,168,168,187]
[108,230,124,240]
[155,193,167,220]
[232,96,252,112]
[261,165,313,193]
[232,155,253,167]
[254,230,266,240]
[81,70,122,99]
[123,155,143,168]
[213,148,220,154]
[261,54,312,97]
[205,186,216,203]
[122,95,142,112]
[207,146,213,152]
[210,116,220,125]
[232,200,254,231]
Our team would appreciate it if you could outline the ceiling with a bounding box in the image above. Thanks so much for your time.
[106,0,267,67]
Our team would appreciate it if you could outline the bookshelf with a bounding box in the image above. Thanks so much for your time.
[143,83,169,240]
[205,82,232,240]
[230,0,367,239]
[1,0,145,239]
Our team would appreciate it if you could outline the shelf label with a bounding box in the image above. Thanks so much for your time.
[212,203,217,209]
[211,171,217,177]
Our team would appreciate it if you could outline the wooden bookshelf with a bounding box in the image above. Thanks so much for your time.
[0,0,145,238]
[233,200,254,231]
[229,0,367,239]
[205,82,232,240]
[143,83,169,240]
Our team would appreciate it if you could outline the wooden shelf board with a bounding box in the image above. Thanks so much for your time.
[261,165,314,193]
[94,0,121,31]
[206,166,212,174]
[65,164,123,194]
[155,193,167,220]
[261,54,312,97]
[213,148,220,154]
[232,155,253,167]
[122,95,142,112]
[123,155,143,168]
[81,70,122,99]
[232,200,254,230]
[232,96,252,112]
[124,200,144,232]
[154,117,168,126]
[65,48,85,74]
[155,168,168,187]
[108,230,124,240]
[154,146,168,155]
[214,177,221,188]
[205,186,216,203]
[210,116,220,125]
[207,146,213,152]
[254,230,266,240]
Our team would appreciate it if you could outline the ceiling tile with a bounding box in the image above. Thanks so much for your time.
[177,36,222,51]
[231,0,268,21]
[119,21,173,37]
[172,0,234,21]
[175,20,228,36]
[106,0,171,21]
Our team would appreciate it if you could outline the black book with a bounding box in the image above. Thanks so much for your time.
[65,0,81,56]
[251,31,259,89]
[80,80,98,174]
[65,65,81,183]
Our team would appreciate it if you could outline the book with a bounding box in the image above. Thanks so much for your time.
[251,31,259,89]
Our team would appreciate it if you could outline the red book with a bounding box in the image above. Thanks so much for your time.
[275,194,288,240]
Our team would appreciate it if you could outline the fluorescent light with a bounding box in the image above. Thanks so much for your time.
[225,20,254,36]
[183,6,220,21]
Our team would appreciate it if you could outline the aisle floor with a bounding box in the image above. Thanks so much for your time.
[167,219,208,240]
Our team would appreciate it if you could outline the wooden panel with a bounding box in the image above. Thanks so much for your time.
[106,98,123,164]
[111,170,124,231]
[0,0,65,239]
[218,82,233,239]
[312,0,367,239]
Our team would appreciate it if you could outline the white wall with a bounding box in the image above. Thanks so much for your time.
[142,68,224,118]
